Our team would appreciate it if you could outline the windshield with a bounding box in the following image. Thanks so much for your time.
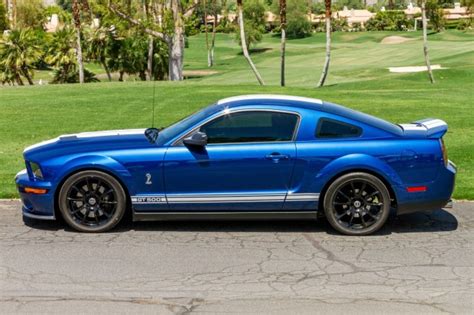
[157,103,222,144]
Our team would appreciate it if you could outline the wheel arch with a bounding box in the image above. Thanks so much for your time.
[318,168,398,214]
[53,158,133,221]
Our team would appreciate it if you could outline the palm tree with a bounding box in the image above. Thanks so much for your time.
[279,0,286,87]
[46,26,78,84]
[236,0,265,85]
[84,26,113,81]
[0,29,41,85]
[421,0,435,83]
[317,0,331,88]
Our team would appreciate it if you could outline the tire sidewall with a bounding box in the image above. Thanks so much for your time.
[58,170,126,233]
[323,172,391,236]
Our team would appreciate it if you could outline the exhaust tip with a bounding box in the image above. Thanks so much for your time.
[443,199,453,209]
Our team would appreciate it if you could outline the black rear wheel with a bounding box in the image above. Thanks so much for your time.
[58,170,126,232]
[323,172,391,236]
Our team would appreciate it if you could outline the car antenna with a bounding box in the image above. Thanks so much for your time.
[151,76,156,128]
[144,77,160,144]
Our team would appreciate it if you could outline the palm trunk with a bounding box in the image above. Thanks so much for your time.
[22,68,34,85]
[204,0,211,67]
[279,0,286,87]
[102,60,112,81]
[72,0,84,84]
[421,0,435,84]
[15,71,23,86]
[210,12,217,67]
[169,0,184,81]
[147,36,154,81]
[317,0,331,88]
[237,0,265,85]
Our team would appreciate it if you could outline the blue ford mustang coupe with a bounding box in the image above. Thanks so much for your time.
[15,95,456,235]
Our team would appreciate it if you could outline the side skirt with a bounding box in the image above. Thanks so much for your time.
[133,211,318,222]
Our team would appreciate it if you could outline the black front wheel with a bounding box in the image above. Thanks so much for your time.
[58,170,126,232]
[323,172,391,236]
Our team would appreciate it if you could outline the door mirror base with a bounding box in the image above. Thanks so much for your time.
[183,131,208,147]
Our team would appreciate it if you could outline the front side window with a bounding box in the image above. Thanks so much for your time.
[316,118,362,138]
[200,111,298,144]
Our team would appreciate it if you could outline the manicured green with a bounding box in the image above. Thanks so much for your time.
[0,30,473,200]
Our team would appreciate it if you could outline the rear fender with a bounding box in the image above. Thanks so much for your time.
[313,154,404,201]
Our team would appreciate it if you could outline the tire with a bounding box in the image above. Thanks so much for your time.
[323,172,391,236]
[58,170,127,232]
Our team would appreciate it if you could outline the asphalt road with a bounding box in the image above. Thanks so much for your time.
[0,200,473,314]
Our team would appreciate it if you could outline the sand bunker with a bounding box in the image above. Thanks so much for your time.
[388,65,445,73]
[381,36,415,44]
[184,70,219,76]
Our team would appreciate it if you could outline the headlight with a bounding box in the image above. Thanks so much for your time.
[29,162,43,179]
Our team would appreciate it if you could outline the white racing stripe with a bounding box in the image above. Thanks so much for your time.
[132,193,319,204]
[217,95,323,105]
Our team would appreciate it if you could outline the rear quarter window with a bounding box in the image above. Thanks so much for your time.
[316,118,362,138]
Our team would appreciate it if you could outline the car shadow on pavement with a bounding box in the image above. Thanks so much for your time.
[23,208,458,235]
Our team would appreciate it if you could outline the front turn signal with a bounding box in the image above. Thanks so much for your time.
[24,187,48,194]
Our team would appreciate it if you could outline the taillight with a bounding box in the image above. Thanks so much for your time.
[440,138,448,167]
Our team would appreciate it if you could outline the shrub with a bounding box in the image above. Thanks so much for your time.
[51,68,99,84]
[286,17,312,38]
[365,10,413,31]
[456,18,472,30]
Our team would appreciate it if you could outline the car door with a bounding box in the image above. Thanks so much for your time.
[163,110,300,211]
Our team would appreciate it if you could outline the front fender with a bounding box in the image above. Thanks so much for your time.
[53,154,134,195]
[313,154,404,200]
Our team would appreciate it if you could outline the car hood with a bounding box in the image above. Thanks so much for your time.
[24,129,153,161]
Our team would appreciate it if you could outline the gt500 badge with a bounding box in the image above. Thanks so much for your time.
[131,196,166,204]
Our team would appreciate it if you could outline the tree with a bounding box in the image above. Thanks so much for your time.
[283,0,312,39]
[109,0,198,81]
[0,29,41,85]
[421,0,435,83]
[426,0,446,32]
[236,0,265,85]
[236,0,266,49]
[279,0,286,86]
[0,2,8,31]
[15,0,45,30]
[202,0,220,67]
[106,28,169,81]
[317,0,331,87]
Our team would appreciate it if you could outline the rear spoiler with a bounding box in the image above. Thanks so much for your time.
[399,118,448,138]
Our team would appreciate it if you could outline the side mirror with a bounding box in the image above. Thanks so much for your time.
[145,128,160,144]
[183,131,208,147]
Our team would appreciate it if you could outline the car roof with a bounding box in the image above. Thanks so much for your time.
[217,94,403,136]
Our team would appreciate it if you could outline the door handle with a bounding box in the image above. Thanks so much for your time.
[265,153,289,161]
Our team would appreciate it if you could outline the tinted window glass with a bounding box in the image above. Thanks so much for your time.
[316,118,362,138]
[201,111,298,144]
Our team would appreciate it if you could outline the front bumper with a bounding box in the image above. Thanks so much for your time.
[15,169,56,220]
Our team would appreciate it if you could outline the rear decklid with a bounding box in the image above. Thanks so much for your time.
[399,118,448,138]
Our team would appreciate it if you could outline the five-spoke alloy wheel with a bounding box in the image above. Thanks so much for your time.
[323,172,391,235]
[58,170,126,232]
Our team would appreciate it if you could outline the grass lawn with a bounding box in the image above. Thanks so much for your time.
[0,30,473,199]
